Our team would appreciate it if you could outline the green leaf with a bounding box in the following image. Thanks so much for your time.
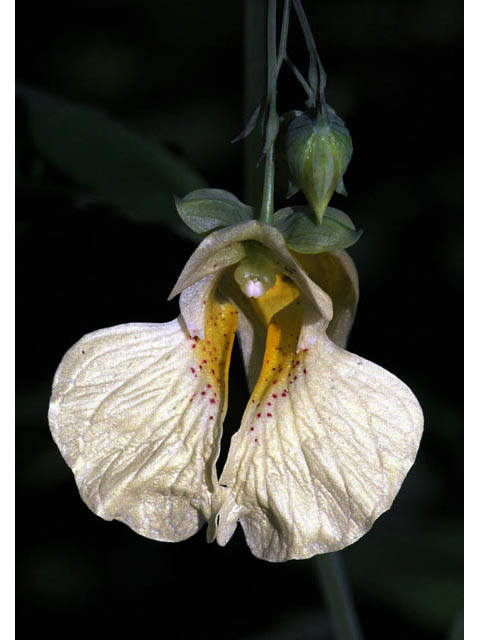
[273,205,362,253]
[16,85,207,233]
[175,189,253,234]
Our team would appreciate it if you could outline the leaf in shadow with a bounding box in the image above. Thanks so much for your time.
[17,85,207,237]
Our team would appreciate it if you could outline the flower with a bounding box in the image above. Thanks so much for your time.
[49,220,423,562]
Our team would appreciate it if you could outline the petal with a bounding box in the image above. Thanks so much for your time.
[49,296,237,543]
[169,220,333,325]
[169,240,246,300]
[214,300,423,562]
[179,272,220,340]
[293,249,359,348]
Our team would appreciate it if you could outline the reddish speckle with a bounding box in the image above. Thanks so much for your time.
[250,427,254,431]
[267,413,272,417]
[273,380,278,385]
[201,391,206,396]
[209,416,214,420]
[267,402,272,406]
[190,367,195,373]
[213,263,218,268]
[211,369,215,375]
[207,384,212,389]
[303,369,307,374]
[202,360,207,364]
[194,336,199,341]
[257,413,261,418]
[272,394,278,399]
[294,376,297,380]
[296,360,300,366]
[210,398,216,404]
[255,438,259,443]
[191,344,196,349]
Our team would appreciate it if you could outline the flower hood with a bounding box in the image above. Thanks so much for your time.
[49,220,423,562]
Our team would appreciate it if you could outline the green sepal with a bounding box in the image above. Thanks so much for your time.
[175,189,253,234]
[273,205,362,254]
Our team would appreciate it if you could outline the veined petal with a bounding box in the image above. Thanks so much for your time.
[214,299,423,562]
[293,249,359,348]
[49,295,237,543]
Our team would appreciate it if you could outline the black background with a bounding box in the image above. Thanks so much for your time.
[17,1,463,638]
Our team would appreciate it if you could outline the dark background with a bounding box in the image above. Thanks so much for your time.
[16,1,463,638]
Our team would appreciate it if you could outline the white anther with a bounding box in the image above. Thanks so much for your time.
[243,279,266,298]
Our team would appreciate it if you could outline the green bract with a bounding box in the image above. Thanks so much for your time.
[273,205,362,254]
[285,106,352,224]
[175,189,253,234]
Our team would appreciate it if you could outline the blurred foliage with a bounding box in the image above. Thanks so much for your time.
[16,1,462,639]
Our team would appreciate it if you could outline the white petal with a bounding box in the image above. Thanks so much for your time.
[180,272,220,340]
[169,240,246,300]
[215,331,423,562]
[49,312,237,542]
[293,249,359,348]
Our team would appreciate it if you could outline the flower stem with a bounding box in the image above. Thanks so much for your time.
[258,0,277,225]
[315,553,364,640]
[243,0,267,210]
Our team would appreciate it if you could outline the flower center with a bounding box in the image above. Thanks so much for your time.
[233,251,280,299]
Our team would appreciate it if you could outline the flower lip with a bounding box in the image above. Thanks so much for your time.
[169,220,333,325]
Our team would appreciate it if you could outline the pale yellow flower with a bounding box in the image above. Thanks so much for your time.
[49,220,423,562]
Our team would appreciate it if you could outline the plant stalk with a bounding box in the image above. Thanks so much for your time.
[316,553,364,640]
[243,0,267,211]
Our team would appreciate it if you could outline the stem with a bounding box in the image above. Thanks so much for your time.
[244,0,267,210]
[292,0,327,111]
[259,0,277,224]
[316,553,364,640]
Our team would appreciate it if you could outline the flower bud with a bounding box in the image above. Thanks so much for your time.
[285,107,352,224]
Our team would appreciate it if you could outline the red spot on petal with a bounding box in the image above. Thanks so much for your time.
[210,398,216,404]
[303,369,307,374]
[207,384,212,388]
[257,413,261,418]
[250,427,254,431]
[255,438,259,443]
[209,416,214,420]
[201,391,206,396]
[190,367,195,373]
[267,402,272,406]
[272,394,278,399]
[273,380,278,385]
[267,413,272,417]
